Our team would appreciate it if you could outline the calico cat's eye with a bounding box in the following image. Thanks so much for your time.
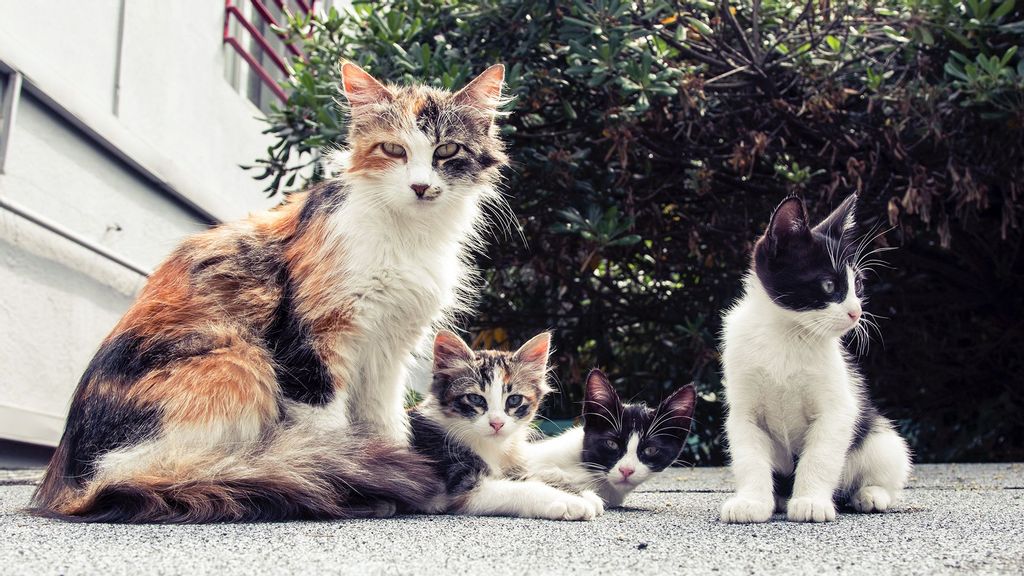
[642,446,660,457]
[465,394,486,408]
[434,143,460,159]
[821,279,836,295]
[505,394,523,409]
[380,142,407,158]
[603,439,619,450]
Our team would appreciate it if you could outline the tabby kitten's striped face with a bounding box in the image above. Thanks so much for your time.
[431,331,552,440]
[340,62,508,214]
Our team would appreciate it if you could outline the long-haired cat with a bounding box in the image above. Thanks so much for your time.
[525,369,696,507]
[31,62,510,522]
[409,331,604,520]
[719,194,912,523]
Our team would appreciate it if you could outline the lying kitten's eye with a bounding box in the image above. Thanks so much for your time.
[603,439,619,450]
[434,143,460,159]
[380,142,407,158]
[465,394,486,408]
[821,279,835,295]
[854,276,864,293]
[505,394,523,409]
[642,446,660,458]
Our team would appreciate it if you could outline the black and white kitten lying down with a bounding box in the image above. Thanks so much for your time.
[720,194,912,523]
[409,331,604,521]
[525,369,697,507]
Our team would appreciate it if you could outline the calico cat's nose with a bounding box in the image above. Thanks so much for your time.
[489,419,504,432]
[619,466,634,479]
[411,183,430,197]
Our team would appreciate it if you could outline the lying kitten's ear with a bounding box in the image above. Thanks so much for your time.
[660,384,697,432]
[340,61,393,108]
[512,332,551,386]
[454,64,505,111]
[584,369,622,429]
[765,195,811,255]
[812,193,858,243]
[433,330,475,373]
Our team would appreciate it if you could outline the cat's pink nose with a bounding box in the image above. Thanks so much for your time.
[489,419,504,432]
[411,183,430,197]
[619,466,635,479]
[848,310,861,322]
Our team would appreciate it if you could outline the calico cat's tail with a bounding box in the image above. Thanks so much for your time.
[29,425,441,523]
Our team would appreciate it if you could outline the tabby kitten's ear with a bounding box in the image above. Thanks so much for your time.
[812,193,858,243]
[433,330,475,373]
[765,195,811,255]
[659,384,697,431]
[583,369,622,430]
[512,332,552,391]
[339,61,393,108]
[454,64,505,111]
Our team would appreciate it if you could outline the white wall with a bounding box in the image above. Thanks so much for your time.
[0,0,283,446]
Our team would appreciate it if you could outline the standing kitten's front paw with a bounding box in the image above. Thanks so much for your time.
[542,494,599,521]
[579,490,605,517]
[720,496,773,523]
[851,486,892,513]
[787,496,836,522]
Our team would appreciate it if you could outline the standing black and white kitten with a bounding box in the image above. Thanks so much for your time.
[719,194,911,523]
[526,369,696,507]
[410,331,604,520]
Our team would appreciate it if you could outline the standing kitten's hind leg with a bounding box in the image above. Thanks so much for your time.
[841,418,912,513]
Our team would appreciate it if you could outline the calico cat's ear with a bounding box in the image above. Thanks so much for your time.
[340,61,393,107]
[583,369,622,428]
[454,64,505,111]
[765,195,811,254]
[433,330,475,373]
[512,332,551,377]
[659,384,697,430]
[812,193,858,243]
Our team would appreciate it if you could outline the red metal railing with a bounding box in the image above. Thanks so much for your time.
[223,0,317,103]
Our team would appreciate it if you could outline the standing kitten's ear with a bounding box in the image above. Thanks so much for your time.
[453,64,505,111]
[659,384,697,432]
[511,332,552,388]
[812,193,858,243]
[583,369,622,429]
[765,196,811,255]
[340,61,393,107]
[433,330,475,373]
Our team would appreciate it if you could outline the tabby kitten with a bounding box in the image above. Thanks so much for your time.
[410,331,604,521]
[719,194,912,524]
[31,62,510,522]
[525,369,696,507]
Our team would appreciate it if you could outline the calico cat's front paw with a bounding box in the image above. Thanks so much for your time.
[720,496,773,523]
[542,494,600,521]
[851,486,892,513]
[787,496,836,522]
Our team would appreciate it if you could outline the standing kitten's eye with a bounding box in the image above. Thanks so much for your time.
[380,143,407,158]
[505,394,523,409]
[465,394,486,408]
[642,446,660,458]
[434,143,460,159]
[603,439,619,450]
[821,279,835,295]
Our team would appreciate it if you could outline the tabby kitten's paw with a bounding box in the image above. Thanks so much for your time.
[851,486,892,513]
[543,494,600,521]
[787,496,836,522]
[720,495,773,523]
[371,500,398,518]
[579,490,606,517]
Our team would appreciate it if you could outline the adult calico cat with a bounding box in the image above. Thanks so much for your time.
[31,62,510,523]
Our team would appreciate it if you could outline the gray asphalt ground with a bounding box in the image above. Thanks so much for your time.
[1,463,1021,575]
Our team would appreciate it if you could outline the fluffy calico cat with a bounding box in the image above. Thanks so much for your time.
[525,369,696,507]
[719,194,912,523]
[409,331,604,520]
[31,62,510,522]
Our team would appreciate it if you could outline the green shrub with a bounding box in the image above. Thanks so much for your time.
[250,0,1024,464]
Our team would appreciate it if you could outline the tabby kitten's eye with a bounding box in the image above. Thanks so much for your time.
[465,394,486,408]
[604,439,619,450]
[505,394,523,409]
[380,142,407,158]
[642,446,660,457]
[434,143,460,159]
[821,279,836,295]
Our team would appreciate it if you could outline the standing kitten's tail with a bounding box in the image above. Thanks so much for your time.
[29,425,441,523]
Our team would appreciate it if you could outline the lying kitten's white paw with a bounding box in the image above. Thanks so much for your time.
[787,496,836,522]
[543,494,598,521]
[851,485,892,513]
[720,496,773,523]
[580,490,605,517]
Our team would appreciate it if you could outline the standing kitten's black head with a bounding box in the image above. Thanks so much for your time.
[430,330,552,440]
[581,370,696,492]
[752,194,867,337]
